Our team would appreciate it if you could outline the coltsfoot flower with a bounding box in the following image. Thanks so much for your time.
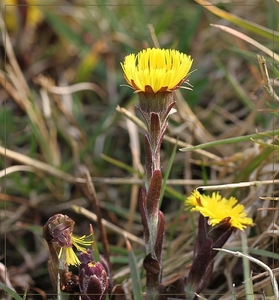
[59,233,93,266]
[185,190,254,230]
[43,214,93,266]
[121,48,193,93]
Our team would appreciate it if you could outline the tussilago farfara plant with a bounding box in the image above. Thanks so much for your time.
[121,47,253,300]
[43,48,253,300]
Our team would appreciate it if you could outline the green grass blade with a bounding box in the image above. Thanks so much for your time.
[235,147,274,182]
[100,153,143,177]
[211,24,279,62]
[90,225,101,263]
[214,56,254,110]
[179,129,279,152]
[194,0,279,42]
[43,10,90,55]
[164,186,185,203]
[159,142,178,207]
[241,232,254,300]
[126,239,142,300]
[250,249,279,261]
[0,282,24,300]
[270,64,279,78]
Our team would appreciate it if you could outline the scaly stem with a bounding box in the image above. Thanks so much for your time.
[137,91,175,300]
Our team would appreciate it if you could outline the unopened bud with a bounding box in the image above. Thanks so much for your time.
[79,261,108,300]
[43,214,74,248]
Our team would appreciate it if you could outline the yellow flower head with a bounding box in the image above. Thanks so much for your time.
[58,233,93,266]
[121,48,193,93]
[185,190,254,231]
[4,0,43,32]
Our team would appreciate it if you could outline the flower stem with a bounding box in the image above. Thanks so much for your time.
[137,92,175,299]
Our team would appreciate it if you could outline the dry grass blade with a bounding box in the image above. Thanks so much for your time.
[257,55,279,102]
[0,165,35,178]
[215,248,279,300]
[211,24,279,62]
[1,16,61,166]
[197,179,279,192]
[76,165,111,269]
[194,0,279,41]
[71,205,144,246]
[116,106,221,161]
[0,145,85,183]
[0,15,29,93]
[90,177,230,185]
[121,105,142,247]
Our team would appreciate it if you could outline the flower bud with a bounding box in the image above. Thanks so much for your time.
[43,214,74,248]
[79,249,94,265]
[79,261,109,300]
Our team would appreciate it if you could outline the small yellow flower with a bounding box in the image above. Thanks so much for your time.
[4,0,43,31]
[58,234,93,266]
[121,48,193,93]
[185,190,254,230]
